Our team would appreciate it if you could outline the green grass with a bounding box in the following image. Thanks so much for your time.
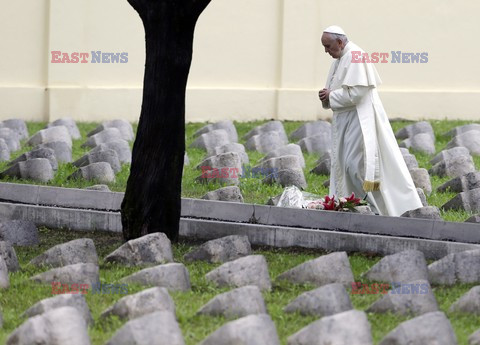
[0,119,478,221]
[0,229,478,344]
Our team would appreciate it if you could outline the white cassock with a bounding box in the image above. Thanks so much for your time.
[323,41,423,216]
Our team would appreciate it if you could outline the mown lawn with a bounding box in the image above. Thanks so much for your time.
[0,228,478,344]
[0,119,478,222]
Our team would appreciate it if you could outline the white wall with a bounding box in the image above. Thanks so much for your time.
[0,0,49,121]
[0,0,479,123]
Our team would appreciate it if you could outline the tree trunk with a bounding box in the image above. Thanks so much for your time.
[121,0,210,241]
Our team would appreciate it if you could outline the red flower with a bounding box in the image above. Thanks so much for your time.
[322,195,337,210]
[345,192,361,205]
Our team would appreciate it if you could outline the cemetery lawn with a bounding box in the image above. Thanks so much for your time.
[0,228,478,344]
[0,119,478,223]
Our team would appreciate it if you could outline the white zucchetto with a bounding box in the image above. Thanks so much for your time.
[323,25,346,35]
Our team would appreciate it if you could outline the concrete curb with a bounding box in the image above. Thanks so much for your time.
[0,182,478,245]
[0,182,123,210]
[0,200,478,259]
[0,202,122,232]
[181,199,480,244]
[180,218,480,260]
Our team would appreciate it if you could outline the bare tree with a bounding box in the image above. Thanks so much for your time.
[122,0,211,241]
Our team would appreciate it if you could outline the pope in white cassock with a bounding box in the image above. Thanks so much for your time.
[319,25,423,216]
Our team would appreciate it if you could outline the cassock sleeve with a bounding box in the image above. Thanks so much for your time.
[329,85,371,110]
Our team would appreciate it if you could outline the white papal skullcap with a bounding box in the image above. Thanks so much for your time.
[323,25,346,35]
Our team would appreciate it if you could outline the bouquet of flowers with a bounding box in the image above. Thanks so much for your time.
[305,193,368,212]
[275,186,369,213]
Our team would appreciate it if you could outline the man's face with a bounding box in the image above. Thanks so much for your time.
[321,33,344,59]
